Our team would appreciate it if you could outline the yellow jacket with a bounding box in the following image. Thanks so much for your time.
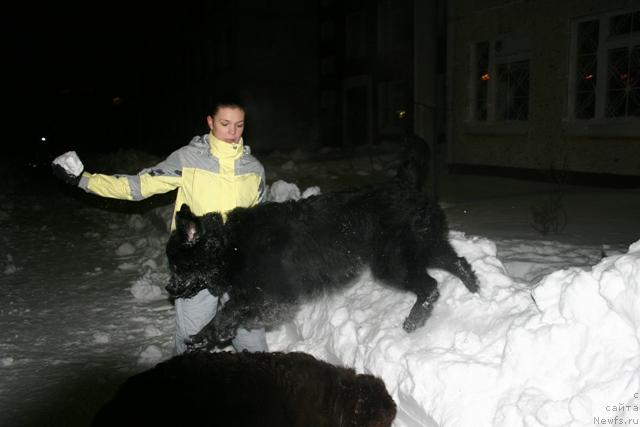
[79,133,265,228]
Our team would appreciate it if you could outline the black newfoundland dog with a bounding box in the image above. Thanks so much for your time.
[93,351,396,427]
[166,138,479,350]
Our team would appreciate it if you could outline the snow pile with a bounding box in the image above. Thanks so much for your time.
[130,270,166,301]
[301,186,321,199]
[100,213,172,301]
[95,178,639,426]
[93,332,111,344]
[267,179,321,202]
[137,345,163,365]
[115,242,136,256]
[3,253,20,275]
[144,325,162,338]
[496,241,640,426]
[6,144,640,427]
[268,232,640,426]
[499,239,607,283]
[268,180,301,202]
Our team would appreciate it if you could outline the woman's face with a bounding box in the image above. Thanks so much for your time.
[207,107,245,144]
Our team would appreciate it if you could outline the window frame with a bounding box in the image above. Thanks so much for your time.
[466,39,531,135]
[566,9,640,137]
[567,10,640,122]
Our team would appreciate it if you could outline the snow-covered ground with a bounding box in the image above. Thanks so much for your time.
[1,146,639,426]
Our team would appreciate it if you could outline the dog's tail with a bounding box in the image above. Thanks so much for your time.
[394,134,431,192]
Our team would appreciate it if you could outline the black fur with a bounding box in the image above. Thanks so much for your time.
[93,351,397,427]
[166,138,479,349]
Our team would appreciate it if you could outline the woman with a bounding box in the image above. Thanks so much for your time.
[52,98,268,354]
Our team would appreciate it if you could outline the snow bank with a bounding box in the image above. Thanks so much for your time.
[499,240,605,283]
[268,232,640,427]
[115,178,639,426]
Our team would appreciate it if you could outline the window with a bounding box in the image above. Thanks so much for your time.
[575,20,600,118]
[571,10,640,119]
[470,36,531,122]
[474,42,490,121]
[497,60,529,120]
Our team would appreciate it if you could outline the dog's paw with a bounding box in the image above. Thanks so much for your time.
[214,325,238,343]
[402,317,418,333]
[184,338,206,352]
[455,258,480,294]
[403,301,434,333]
[402,311,425,333]
[465,276,480,293]
[185,332,215,352]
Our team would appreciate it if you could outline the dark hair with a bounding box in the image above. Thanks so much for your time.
[211,96,246,116]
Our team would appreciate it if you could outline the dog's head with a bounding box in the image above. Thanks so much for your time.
[165,204,228,299]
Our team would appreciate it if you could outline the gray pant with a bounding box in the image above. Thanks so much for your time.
[174,288,268,354]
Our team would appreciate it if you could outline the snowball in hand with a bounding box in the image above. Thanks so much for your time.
[52,151,84,176]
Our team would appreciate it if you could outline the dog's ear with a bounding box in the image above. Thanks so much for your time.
[175,204,204,244]
[200,212,227,250]
[202,212,224,236]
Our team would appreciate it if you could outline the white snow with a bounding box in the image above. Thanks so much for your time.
[52,151,84,176]
[130,272,166,302]
[1,147,639,426]
[115,242,136,256]
[268,179,302,202]
[137,345,164,366]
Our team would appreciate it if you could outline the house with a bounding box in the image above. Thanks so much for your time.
[441,0,639,185]
[318,0,416,147]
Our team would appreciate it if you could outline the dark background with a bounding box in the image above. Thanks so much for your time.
[7,2,639,186]
[7,1,323,159]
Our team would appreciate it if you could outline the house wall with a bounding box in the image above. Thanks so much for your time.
[414,0,447,196]
[448,0,639,178]
[318,0,414,147]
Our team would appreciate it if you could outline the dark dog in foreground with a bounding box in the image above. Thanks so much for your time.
[93,351,396,427]
[166,139,479,350]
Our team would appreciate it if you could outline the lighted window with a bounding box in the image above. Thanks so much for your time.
[470,38,530,122]
[571,10,640,119]
[575,20,599,118]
